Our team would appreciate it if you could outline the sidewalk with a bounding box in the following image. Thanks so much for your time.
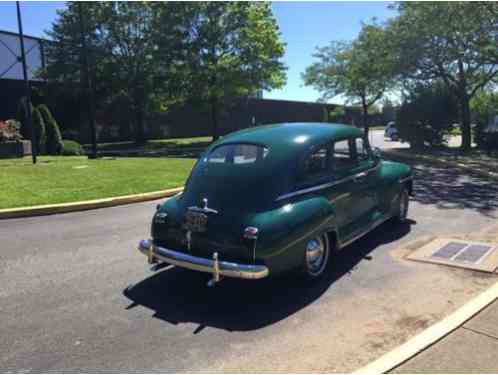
[391,298,498,373]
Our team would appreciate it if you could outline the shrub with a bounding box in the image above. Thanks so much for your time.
[38,104,63,155]
[322,107,329,122]
[16,97,47,154]
[32,108,47,154]
[61,140,85,156]
[471,92,498,151]
[396,82,458,149]
[0,120,22,142]
[329,107,346,123]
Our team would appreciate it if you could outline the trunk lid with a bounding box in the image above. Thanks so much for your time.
[154,160,286,263]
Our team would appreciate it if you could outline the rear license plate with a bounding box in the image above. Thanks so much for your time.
[183,211,208,232]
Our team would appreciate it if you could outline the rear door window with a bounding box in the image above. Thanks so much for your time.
[354,137,370,161]
[207,144,269,164]
[303,146,329,177]
[331,139,355,171]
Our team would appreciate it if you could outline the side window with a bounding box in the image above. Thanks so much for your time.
[355,137,370,161]
[207,144,269,164]
[302,146,329,179]
[331,139,354,171]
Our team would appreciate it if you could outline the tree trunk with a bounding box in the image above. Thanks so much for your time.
[210,97,220,141]
[459,94,472,152]
[135,106,145,144]
[134,87,146,145]
[361,96,369,137]
[456,58,472,152]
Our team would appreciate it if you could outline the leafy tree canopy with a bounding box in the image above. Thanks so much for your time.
[386,2,498,151]
[302,24,393,134]
[42,2,286,141]
[157,2,286,139]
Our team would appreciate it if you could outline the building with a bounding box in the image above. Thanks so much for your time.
[0,29,47,81]
[0,30,49,120]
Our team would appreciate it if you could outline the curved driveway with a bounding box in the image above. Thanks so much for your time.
[1,157,497,372]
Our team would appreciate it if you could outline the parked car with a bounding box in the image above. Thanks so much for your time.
[384,122,399,141]
[138,123,413,285]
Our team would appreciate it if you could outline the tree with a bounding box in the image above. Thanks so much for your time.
[43,2,184,143]
[322,107,329,122]
[161,2,286,140]
[303,24,393,135]
[98,2,188,143]
[381,97,396,123]
[43,3,104,85]
[38,104,63,155]
[386,2,498,151]
[16,97,46,154]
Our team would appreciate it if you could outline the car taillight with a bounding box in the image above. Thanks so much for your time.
[154,212,168,224]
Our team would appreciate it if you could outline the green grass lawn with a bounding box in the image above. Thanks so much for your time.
[0,156,195,209]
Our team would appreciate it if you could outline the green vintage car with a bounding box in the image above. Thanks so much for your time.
[138,123,413,286]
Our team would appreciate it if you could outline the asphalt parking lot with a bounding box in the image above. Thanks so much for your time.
[1,156,498,372]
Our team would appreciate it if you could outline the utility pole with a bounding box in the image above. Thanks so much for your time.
[16,1,36,164]
[78,2,97,159]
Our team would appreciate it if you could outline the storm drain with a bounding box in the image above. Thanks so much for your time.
[406,238,498,273]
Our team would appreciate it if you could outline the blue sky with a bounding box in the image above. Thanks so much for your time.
[0,1,395,104]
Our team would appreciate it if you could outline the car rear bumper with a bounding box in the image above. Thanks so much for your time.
[138,239,269,280]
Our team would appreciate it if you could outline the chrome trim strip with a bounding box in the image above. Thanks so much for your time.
[330,192,351,203]
[276,164,380,202]
[138,239,269,280]
[276,180,340,201]
[338,215,391,249]
[187,206,219,214]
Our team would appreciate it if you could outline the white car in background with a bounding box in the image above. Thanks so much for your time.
[384,122,399,141]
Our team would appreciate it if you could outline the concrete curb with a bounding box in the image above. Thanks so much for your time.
[355,280,498,374]
[383,149,498,181]
[0,187,183,220]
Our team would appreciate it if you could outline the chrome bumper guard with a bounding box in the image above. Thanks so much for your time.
[138,239,269,280]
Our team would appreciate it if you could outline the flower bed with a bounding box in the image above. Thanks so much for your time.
[0,120,30,158]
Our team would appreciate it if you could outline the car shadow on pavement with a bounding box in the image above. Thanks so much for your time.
[123,220,412,333]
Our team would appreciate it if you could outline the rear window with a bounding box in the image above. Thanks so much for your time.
[207,144,269,164]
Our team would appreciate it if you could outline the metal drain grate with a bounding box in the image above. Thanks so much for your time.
[432,242,467,259]
[407,237,498,273]
[454,244,494,264]
[431,242,495,265]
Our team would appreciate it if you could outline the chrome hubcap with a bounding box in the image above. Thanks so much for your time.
[306,236,328,276]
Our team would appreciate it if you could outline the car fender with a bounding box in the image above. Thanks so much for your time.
[377,161,412,212]
[247,196,336,274]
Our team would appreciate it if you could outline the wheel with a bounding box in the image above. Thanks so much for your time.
[299,233,331,280]
[394,187,409,222]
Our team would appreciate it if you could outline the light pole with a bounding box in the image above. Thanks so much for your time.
[78,2,97,159]
[16,1,36,164]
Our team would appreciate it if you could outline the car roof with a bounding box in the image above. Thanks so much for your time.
[214,122,363,152]
[201,123,364,179]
